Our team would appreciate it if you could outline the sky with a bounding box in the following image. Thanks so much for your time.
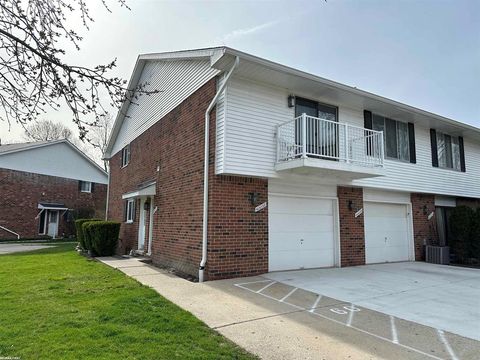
[1,0,479,144]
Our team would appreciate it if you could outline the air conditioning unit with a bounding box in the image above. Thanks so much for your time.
[425,246,450,265]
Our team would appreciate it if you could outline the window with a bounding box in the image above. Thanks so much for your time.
[121,144,130,167]
[294,97,338,157]
[372,114,410,161]
[79,181,92,193]
[125,199,135,223]
[436,132,461,171]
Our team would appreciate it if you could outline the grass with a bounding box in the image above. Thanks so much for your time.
[0,244,255,359]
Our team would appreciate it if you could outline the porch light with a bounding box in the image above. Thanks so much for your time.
[287,95,295,108]
[348,200,354,211]
[248,192,260,205]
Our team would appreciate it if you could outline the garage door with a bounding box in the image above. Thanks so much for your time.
[364,202,410,264]
[269,195,335,271]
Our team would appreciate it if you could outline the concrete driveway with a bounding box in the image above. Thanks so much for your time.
[99,257,480,360]
[0,243,52,254]
[265,262,480,342]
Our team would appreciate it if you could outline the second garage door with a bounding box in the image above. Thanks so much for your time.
[364,202,411,264]
[269,195,336,271]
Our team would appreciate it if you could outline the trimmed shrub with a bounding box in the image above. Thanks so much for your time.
[75,218,102,250]
[83,221,120,256]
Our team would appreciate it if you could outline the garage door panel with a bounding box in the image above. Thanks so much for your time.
[269,231,334,252]
[367,217,407,232]
[269,250,334,271]
[270,214,334,233]
[269,197,333,215]
[269,194,335,271]
[366,203,406,217]
[365,202,410,264]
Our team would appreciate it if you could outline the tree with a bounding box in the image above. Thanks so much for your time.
[0,0,155,140]
[89,113,114,171]
[24,120,73,141]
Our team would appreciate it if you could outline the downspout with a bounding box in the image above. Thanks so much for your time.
[199,56,239,283]
[105,168,110,221]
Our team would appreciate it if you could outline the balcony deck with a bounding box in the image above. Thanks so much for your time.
[276,114,386,179]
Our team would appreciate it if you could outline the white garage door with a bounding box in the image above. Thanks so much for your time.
[269,195,335,271]
[364,202,411,264]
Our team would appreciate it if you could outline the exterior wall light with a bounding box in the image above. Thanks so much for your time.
[287,95,295,108]
[248,192,260,205]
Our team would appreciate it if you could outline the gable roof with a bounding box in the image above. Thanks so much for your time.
[0,139,108,182]
[104,46,480,158]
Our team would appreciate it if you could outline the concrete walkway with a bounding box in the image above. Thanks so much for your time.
[0,243,52,254]
[98,257,479,360]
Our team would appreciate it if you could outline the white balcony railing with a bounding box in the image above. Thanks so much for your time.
[276,114,384,168]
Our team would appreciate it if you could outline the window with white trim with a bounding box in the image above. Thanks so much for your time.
[121,144,130,167]
[125,199,135,223]
[79,181,92,193]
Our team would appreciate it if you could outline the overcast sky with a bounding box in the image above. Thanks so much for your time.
[1,0,479,143]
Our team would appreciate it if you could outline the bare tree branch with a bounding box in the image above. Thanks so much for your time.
[0,0,156,141]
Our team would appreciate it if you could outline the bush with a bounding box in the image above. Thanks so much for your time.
[83,221,120,256]
[449,206,479,263]
[75,218,102,250]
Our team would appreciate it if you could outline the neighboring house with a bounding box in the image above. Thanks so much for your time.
[0,140,108,240]
[104,47,480,281]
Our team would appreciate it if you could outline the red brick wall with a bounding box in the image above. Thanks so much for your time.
[108,80,213,276]
[207,175,268,280]
[108,78,269,279]
[0,168,107,240]
[411,193,438,260]
[338,186,365,266]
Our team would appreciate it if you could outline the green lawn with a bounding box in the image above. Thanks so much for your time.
[0,244,255,359]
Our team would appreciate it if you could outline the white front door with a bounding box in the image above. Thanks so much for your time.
[269,195,335,271]
[137,198,146,250]
[47,210,59,238]
[364,202,410,264]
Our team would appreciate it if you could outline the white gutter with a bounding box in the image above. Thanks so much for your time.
[199,56,239,283]
[105,170,110,220]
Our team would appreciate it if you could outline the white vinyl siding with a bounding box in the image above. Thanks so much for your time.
[218,76,480,198]
[0,142,107,184]
[111,59,219,156]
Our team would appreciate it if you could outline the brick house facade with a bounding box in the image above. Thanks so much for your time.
[108,80,269,279]
[105,48,480,281]
[0,168,107,240]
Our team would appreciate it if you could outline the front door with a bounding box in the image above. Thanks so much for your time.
[47,210,59,238]
[138,198,146,250]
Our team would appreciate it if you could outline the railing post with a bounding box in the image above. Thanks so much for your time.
[380,131,385,166]
[301,113,307,159]
[345,124,349,163]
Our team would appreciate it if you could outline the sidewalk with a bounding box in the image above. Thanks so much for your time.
[97,256,438,360]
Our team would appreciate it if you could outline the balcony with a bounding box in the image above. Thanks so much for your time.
[276,114,385,179]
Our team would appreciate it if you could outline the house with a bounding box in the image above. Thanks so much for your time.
[103,47,480,281]
[0,139,108,240]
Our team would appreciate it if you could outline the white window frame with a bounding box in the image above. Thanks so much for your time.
[126,199,135,223]
[121,144,130,168]
[79,181,92,193]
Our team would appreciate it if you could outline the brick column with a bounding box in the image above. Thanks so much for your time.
[411,193,438,261]
[338,186,365,266]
